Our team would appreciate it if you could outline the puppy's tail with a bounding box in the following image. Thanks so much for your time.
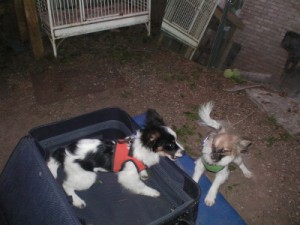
[47,147,65,179]
[199,101,222,130]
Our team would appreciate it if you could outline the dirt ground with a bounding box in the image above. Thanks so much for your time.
[1,26,299,225]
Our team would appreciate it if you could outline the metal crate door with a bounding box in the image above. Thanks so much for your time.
[161,0,220,59]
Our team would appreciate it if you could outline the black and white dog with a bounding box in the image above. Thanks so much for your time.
[47,109,184,208]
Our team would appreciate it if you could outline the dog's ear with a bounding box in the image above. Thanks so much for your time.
[237,139,252,153]
[145,109,165,127]
[141,127,162,148]
[148,130,161,142]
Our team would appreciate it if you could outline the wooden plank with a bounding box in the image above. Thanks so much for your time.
[23,0,44,58]
[14,0,28,42]
[217,26,237,69]
[151,0,167,28]
[214,6,244,29]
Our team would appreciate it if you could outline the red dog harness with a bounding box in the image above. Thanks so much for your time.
[112,141,146,173]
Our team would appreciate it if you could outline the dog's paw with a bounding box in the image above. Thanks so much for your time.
[204,196,215,207]
[139,170,149,180]
[145,188,160,198]
[244,170,253,178]
[73,199,86,209]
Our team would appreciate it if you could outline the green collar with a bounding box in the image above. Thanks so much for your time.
[202,158,225,173]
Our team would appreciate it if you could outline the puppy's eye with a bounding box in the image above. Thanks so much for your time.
[165,143,176,150]
[219,148,230,155]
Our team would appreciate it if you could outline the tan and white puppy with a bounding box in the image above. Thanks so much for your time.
[192,101,253,206]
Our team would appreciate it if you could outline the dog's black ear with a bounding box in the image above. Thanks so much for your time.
[238,139,252,153]
[147,130,161,142]
[145,109,165,127]
[141,127,162,148]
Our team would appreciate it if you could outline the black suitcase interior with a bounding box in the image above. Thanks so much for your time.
[0,108,200,225]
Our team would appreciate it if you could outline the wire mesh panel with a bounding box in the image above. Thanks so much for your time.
[190,0,220,39]
[162,0,220,58]
[84,0,149,21]
[37,0,149,27]
[164,0,200,31]
[36,0,151,57]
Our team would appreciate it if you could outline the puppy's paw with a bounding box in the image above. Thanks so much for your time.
[73,199,86,209]
[139,170,149,181]
[204,196,215,207]
[145,188,160,198]
[244,170,253,178]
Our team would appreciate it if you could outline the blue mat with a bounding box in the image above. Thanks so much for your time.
[133,113,246,225]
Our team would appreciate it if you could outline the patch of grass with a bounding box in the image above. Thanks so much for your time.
[57,48,74,64]
[112,47,149,63]
[266,115,277,126]
[228,164,237,172]
[120,90,133,98]
[172,124,195,148]
[161,72,188,82]
[173,124,195,138]
[279,132,294,141]
[186,80,197,89]
[265,136,278,147]
[112,48,134,62]
[183,145,193,155]
[191,68,202,79]
[227,183,240,191]
[183,111,198,121]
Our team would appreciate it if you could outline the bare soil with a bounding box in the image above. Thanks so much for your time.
[1,26,299,225]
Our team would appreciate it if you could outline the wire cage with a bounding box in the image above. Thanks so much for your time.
[161,0,220,59]
[36,0,151,57]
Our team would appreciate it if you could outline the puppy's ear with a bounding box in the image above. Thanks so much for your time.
[237,139,252,153]
[148,130,161,142]
[141,128,162,147]
[145,109,165,127]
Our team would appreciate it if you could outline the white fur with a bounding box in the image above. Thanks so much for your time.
[47,157,60,178]
[132,131,160,167]
[198,101,221,130]
[118,162,160,197]
[47,127,183,208]
[192,102,253,206]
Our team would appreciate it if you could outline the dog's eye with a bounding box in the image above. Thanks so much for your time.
[165,143,176,150]
[213,147,225,154]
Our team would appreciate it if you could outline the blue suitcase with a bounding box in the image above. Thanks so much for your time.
[0,107,200,225]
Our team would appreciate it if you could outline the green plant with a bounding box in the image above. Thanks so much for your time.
[280,132,294,141]
[120,90,132,98]
[112,48,132,62]
[183,111,198,121]
[265,137,278,147]
[187,80,197,89]
[266,115,277,126]
[227,183,240,191]
[161,72,187,82]
[228,164,237,172]
[173,124,195,139]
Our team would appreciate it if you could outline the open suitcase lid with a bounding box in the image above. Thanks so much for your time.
[0,137,81,225]
[0,107,200,225]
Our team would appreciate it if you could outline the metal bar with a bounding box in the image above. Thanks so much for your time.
[207,0,231,68]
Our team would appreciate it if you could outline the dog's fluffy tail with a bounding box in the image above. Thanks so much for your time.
[47,147,65,179]
[199,101,222,130]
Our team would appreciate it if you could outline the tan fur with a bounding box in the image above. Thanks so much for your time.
[193,101,253,206]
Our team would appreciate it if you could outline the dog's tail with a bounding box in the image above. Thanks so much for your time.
[199,101,222,130]
[47,147,66,179]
